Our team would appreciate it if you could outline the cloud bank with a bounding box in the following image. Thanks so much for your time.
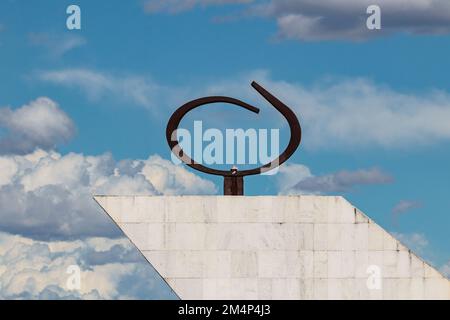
[0,147,215,298]
[202,71,450,149]
[144,0,450,41]
[251,73,450,149]
[0,94,218,298]
[255,0,450,41]
[0,149,216,241]
[37,69,450,150]
[0,232,175,299]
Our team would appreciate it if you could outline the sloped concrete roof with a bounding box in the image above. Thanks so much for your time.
[95,195,450,299]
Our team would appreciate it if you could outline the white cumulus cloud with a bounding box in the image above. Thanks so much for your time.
[277,163,392,195]
[0,98,75,155]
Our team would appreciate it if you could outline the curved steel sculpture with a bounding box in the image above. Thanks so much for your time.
[166,81,301,195]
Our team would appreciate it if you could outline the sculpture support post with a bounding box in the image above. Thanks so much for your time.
[224,176,243,195]
[166,81,302,195]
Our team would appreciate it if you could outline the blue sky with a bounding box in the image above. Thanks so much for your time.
[0,0,449,298]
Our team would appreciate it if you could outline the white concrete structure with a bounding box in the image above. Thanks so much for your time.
[94,196,450,300]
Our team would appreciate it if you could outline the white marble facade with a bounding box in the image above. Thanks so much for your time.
[95,195,450,300]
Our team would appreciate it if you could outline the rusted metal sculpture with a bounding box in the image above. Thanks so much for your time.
[166,81,301,195]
